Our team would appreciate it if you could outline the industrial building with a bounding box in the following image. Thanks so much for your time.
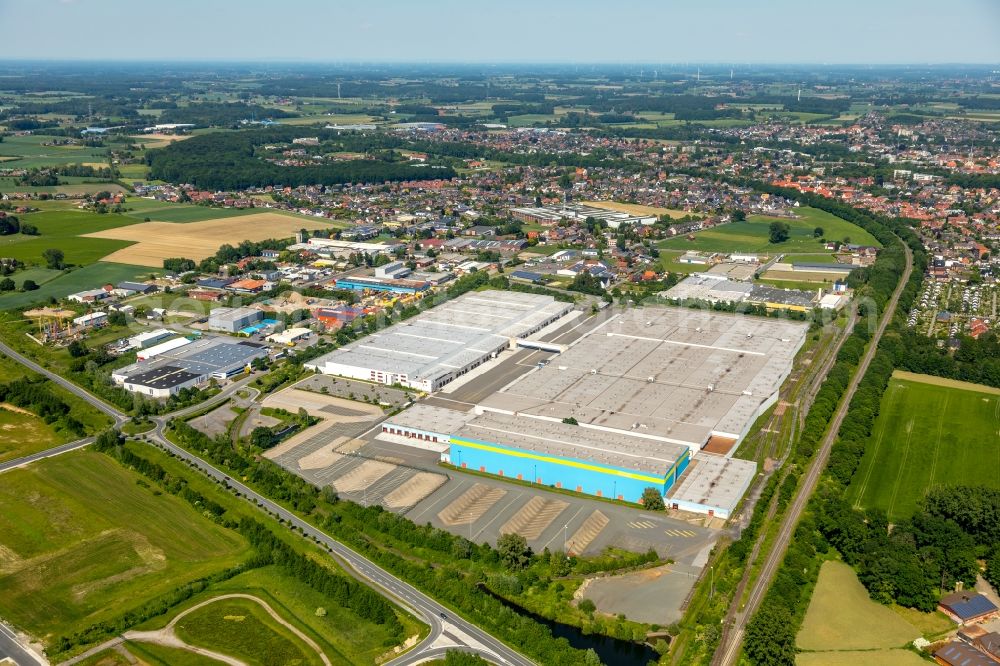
[334,275,430,294]
[127,328,174,350]
[450,411,690,502]
[479,307,807,450]
[113,337,267,397]
[666,454,757,519]
[208,306,263,333]
[305,290,572,391]
[663,274,823,312]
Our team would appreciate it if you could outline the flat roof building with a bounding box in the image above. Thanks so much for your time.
[479,306,807,450]
[667,454,757,519]
[449,411,690,503]
[305,290,572,392]
[209,306,263,333]
[114,337,267,397]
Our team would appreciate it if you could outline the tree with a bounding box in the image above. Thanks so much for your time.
[813,226,824,238]
[67,340,88,358]
[561,416,579,425]
[497,533,532,571]
[249,426,278,450]
[21,279,38,291]
[578,598,596,615]
[732,209,747,222]
[442,651,489,666]
[768,221,790,244]
[745,603,796,666]
[42,248,65,270]
[641,487,665,510]
[0,278,13,292]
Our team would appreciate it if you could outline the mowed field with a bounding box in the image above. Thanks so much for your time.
[0,451,250,643]
[847,372,1000,521]
[84,212,334,267]
[581,200,689,219]
[797,561,920,653]
[0,209,136,267]
[0,406,63,463]
[659,207,880,254]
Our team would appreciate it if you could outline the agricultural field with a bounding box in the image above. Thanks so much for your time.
[0,208,139,268]
[0,134,115,170]
[0,450,251,644]
[581,200,689,219]
[797,561,921,653]
[121,200,267,223]
[847,372,1000,521]
[659,207,880,254]
[84,212,335,266]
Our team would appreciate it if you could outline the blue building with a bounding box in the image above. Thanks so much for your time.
[335,276,430,295]
[448,412,691,504]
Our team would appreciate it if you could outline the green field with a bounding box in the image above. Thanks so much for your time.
[659,207,880,254]
[0,451,251,643]
[797,561,920,652]
[0,407,63,463]
[174,597,322,666]
[0,262,159,310]
[122,200,264,223]
[0,134,114,171]
[847,373,1000,521]
[0,209,139,268]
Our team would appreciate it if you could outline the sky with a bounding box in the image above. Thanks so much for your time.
[2,0,999,64]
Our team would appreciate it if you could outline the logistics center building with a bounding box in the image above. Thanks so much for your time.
[305,290,572,392]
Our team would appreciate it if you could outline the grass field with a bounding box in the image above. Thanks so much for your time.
[0,406,62,464]
[0,134,114,170]
[0,209,138,267]
[581,200,689,219]
[122,200,266,224]
[0,262,159,310]
[797,560,920,652]
[174,596,322,666]
[85,212,334,266]
[0,451,250,644]
[659,207,880,254]
[847,372,1000,521]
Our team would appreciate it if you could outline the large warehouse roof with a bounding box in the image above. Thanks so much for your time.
[306,291,571,387]
[453,411,689,478]
[479,307,807,448]
[667,454,757,514]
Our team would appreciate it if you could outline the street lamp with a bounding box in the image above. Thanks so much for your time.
[533,463,537,484]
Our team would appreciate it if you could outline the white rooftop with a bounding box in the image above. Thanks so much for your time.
[668,454,757,513]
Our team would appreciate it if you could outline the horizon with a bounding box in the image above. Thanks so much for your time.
[5,0,1000,64]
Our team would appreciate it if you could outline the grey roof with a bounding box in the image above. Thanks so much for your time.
[668,454,757,512]
[479,306,807,447]
[454,411,688,477]
[116,337,267,384]
[934,642,997,666]
[125,365,200,390]
[306,291,572,385]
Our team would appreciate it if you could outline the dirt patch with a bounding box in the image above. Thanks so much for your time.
[83,213,332,267]
[499,496,569,541]
[332,460,396,493]
[384,473,447,509]
[262,388,382,420]
[0,403,35,416]
[582,200,688,219]
[438,483,508,526]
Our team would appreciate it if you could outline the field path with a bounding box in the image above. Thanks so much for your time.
[62,593,331,666]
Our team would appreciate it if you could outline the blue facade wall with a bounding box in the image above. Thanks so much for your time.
[449,435,690,504]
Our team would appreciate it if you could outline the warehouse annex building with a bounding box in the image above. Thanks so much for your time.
[305,290,572,392]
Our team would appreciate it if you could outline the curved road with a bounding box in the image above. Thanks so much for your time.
[0,341,531,666]
[713,242,913,666]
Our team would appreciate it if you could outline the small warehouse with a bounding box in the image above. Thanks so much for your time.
[209,306,263,333]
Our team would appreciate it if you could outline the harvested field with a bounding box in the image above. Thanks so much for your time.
[582,200,688,219]
[892,369,1000,395]
[261,389,382,421]
[797,650,927,666]
[438,483,508,526]
[499,496,569,541]
[762,269,847,282]
[383,473,447,510]
[565,510,609,555]
[331,460,396,493]
[297,447,343,470]
[83,213,332,267]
